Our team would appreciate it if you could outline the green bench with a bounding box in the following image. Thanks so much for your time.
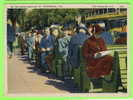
[51,45,127,92]
[106,45,127,92]
[52,55,64,78]
[78,45,127,92]
[52,55,74,80]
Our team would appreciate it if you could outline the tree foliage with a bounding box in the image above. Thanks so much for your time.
[8,8,89,31]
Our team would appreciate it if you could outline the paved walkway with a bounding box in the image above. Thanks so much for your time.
[7,51,79,94]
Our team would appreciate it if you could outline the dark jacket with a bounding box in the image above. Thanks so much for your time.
[68,32,89,68]
[7,24,15,42]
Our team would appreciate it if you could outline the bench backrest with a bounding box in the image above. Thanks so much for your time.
[79,45,127,89]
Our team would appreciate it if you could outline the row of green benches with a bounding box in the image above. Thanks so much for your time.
[13,37,127,92]
[52,45,127,93]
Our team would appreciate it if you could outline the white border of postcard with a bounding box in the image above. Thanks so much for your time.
[4,4,131,97]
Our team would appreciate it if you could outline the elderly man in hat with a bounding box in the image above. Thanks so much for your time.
[57,25,73,79]
[27,31,35,64]
[68,23,90,68]
[45,26,61,73]
[67,23,91,83]
[39,27,54,73]
[34,30,43,68]
[98,22,113,45]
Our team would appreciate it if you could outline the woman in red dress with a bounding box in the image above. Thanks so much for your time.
[83,24,113,78]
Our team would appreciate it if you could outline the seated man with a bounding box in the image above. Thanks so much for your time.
[39,27,54,73]
[27,32,35,64]
[68,23,90,68]
[98,23,113,45]
[35,30,43,68]
[58,25,73,79]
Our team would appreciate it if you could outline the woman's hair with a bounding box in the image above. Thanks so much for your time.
[86,23,95,34]
[50,27,64,38]
[79,28,87,33]
[36,30,42,35]
[50,27,58,34]
[93,24,103,34]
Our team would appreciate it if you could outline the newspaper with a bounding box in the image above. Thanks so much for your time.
[94,50,112,59]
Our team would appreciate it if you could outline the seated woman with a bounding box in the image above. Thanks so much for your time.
[82,24,113,78]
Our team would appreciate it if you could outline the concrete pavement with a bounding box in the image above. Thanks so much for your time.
[7,52,79,94]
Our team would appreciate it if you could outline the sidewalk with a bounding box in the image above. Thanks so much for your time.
[7,52,79,94]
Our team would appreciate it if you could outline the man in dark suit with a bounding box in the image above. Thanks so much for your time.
[7,23,16,58]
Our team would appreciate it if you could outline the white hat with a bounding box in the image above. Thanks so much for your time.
[98,23,105,28]
[78,23,87,31]
[50,24,58,28]
[79,23,86,28]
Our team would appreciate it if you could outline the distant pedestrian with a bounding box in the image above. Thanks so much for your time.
[7,23,16,58]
